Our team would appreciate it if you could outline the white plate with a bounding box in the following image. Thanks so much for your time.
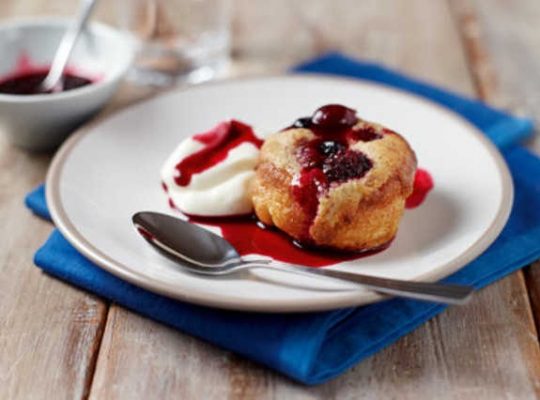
[47,75,513,312]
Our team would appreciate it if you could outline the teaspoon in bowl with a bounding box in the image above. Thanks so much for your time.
[40,0,98,92]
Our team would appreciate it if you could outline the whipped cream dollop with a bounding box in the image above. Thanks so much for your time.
[161,120,263,217]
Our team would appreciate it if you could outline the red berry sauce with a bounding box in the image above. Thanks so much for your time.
[174,120,263,186]
[188,214,390,267]
[0,54,97,95]
[0,71,92,95]
[406,168,434,208]
[291,168,328,240]
[351,125,382,142]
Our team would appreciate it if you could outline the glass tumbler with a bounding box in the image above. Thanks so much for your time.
[116,0,231,86]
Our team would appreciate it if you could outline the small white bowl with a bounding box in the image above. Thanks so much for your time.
[0,18,135,151]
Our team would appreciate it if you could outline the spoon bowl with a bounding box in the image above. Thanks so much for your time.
[133,211,249,269]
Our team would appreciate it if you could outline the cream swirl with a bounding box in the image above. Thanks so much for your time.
[161,120,262,216]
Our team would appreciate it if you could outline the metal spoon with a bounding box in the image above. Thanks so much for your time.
[132,211,474,305]
[40,0,98,93]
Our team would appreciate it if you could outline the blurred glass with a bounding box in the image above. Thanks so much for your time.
[116,0,231,86]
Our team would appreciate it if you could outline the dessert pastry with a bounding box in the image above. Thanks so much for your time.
[250,104,417,252]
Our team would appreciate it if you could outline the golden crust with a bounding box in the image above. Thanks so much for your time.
[250,118,417,251]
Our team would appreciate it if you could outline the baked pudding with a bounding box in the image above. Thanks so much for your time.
[250,104,417,252]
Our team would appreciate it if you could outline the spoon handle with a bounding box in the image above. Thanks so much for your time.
[248,262,473,305]
[41,0,98,91]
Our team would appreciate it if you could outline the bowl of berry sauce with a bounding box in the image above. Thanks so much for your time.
[0,18,134,151]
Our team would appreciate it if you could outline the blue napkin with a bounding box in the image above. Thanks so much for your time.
[26,53,540,385]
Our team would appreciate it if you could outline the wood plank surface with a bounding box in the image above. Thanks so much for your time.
[1,1,540,399]
[462,0,540,154]
[0,81,158,400]
[451,0,540,359]
[454,0,540,348]
[0,140,108,400]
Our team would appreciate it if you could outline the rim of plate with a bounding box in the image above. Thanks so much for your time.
[46,74,514,312]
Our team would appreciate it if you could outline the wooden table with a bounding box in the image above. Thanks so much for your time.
[1,0,540,398]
